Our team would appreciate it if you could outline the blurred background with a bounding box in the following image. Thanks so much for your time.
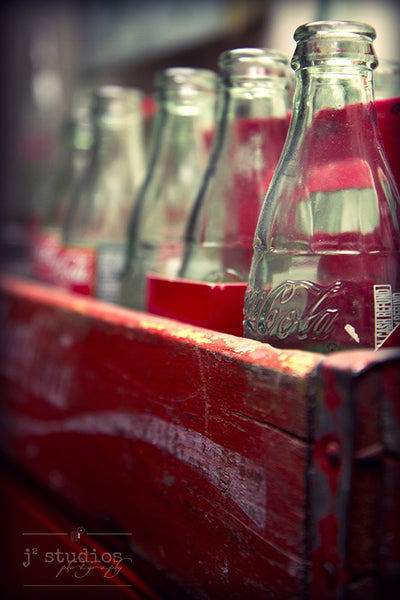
[1,0,399,267]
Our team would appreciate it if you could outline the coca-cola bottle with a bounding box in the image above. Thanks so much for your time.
[120,67,218,311]
[244,20,400,352]
[147,48,291,336]
[30,89,93,284]
[59,85,146,302]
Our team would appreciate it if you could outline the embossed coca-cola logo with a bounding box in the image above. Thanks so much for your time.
[245,280,342,341]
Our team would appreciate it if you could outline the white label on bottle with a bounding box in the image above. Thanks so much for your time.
[393,293,400,327]
[96,245,126,303]
[374,284,394,349]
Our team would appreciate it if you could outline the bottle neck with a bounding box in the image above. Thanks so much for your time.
[159,92,216,129]
[221,78,289,119]
[147,94,216,168]
[205,79,290,181]
[286,65,385,176]
[295,64,375,113]
[292,65,379,130]
[87,114,145,186]
[92,120,132,158]
[71,120,93,153]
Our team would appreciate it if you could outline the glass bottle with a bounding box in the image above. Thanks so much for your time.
[30,89,93,284]
[147,48,291,336]
[59,85,146,302]
[374,59,400,191]
[244,20,400,353]
[120,67,218,311]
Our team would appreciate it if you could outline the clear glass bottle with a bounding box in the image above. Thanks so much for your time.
[120,67,218,311]
[374,59,400,191]
[147,48,291,336]
[244,20,400,352]
[30,89,93,283]
[59,85,146,302]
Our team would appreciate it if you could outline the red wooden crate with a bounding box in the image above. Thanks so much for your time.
[0,276,399,599]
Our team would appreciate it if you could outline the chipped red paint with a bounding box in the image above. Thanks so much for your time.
[323,370,343,415]
[310,514,348,600]
[314,434,343,495]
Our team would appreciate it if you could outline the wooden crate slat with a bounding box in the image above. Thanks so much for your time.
[1,276,399,599]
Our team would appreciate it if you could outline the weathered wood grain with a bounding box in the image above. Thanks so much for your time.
[1,276,399,599]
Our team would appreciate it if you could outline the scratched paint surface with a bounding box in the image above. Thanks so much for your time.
[11,411,267,530]
[0,277,311,598]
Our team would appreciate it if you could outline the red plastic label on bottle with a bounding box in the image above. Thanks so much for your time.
[31,228,61,284]
[55,245,97,296]
[55,244,125,302]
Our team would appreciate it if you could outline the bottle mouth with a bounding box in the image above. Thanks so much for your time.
[294,20,376,42]
[156,67,218,97]
[92,85,144,117]
[291,20,378,70]
[218,48,289,79]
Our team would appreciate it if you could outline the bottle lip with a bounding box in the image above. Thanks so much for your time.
[291,20,378,70]
[92,85,144,116]
[218,47,289,78]
[294,20,376,42]
[155,67,218,95]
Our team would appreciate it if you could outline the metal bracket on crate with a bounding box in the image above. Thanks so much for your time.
[309,349,400,598]
[309,357,356,600]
